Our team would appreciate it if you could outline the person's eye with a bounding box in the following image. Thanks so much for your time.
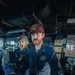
[37,34,39,35]
[36,33,39,35]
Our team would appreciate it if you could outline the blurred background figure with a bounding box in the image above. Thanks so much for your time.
[0,50,5,75]
[11,35,29,75]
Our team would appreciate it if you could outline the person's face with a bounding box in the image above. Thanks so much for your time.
[18,38,26,48]
[31,33,45,45]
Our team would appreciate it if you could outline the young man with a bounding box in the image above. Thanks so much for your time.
[27,23,64,75]
[11,35,29,75]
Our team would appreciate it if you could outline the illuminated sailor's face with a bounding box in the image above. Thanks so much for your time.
[31,33,45,45]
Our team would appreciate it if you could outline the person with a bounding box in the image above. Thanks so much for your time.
[0,50,5,75]
[11,35,29,75]
[26,23,64,75]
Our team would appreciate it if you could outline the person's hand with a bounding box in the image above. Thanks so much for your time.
[18,55,24,61]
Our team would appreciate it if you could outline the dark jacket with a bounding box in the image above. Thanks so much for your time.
[0,50,5,75]
[26,44,64,75]
[0,50,3,68]
[12,47,28,74]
